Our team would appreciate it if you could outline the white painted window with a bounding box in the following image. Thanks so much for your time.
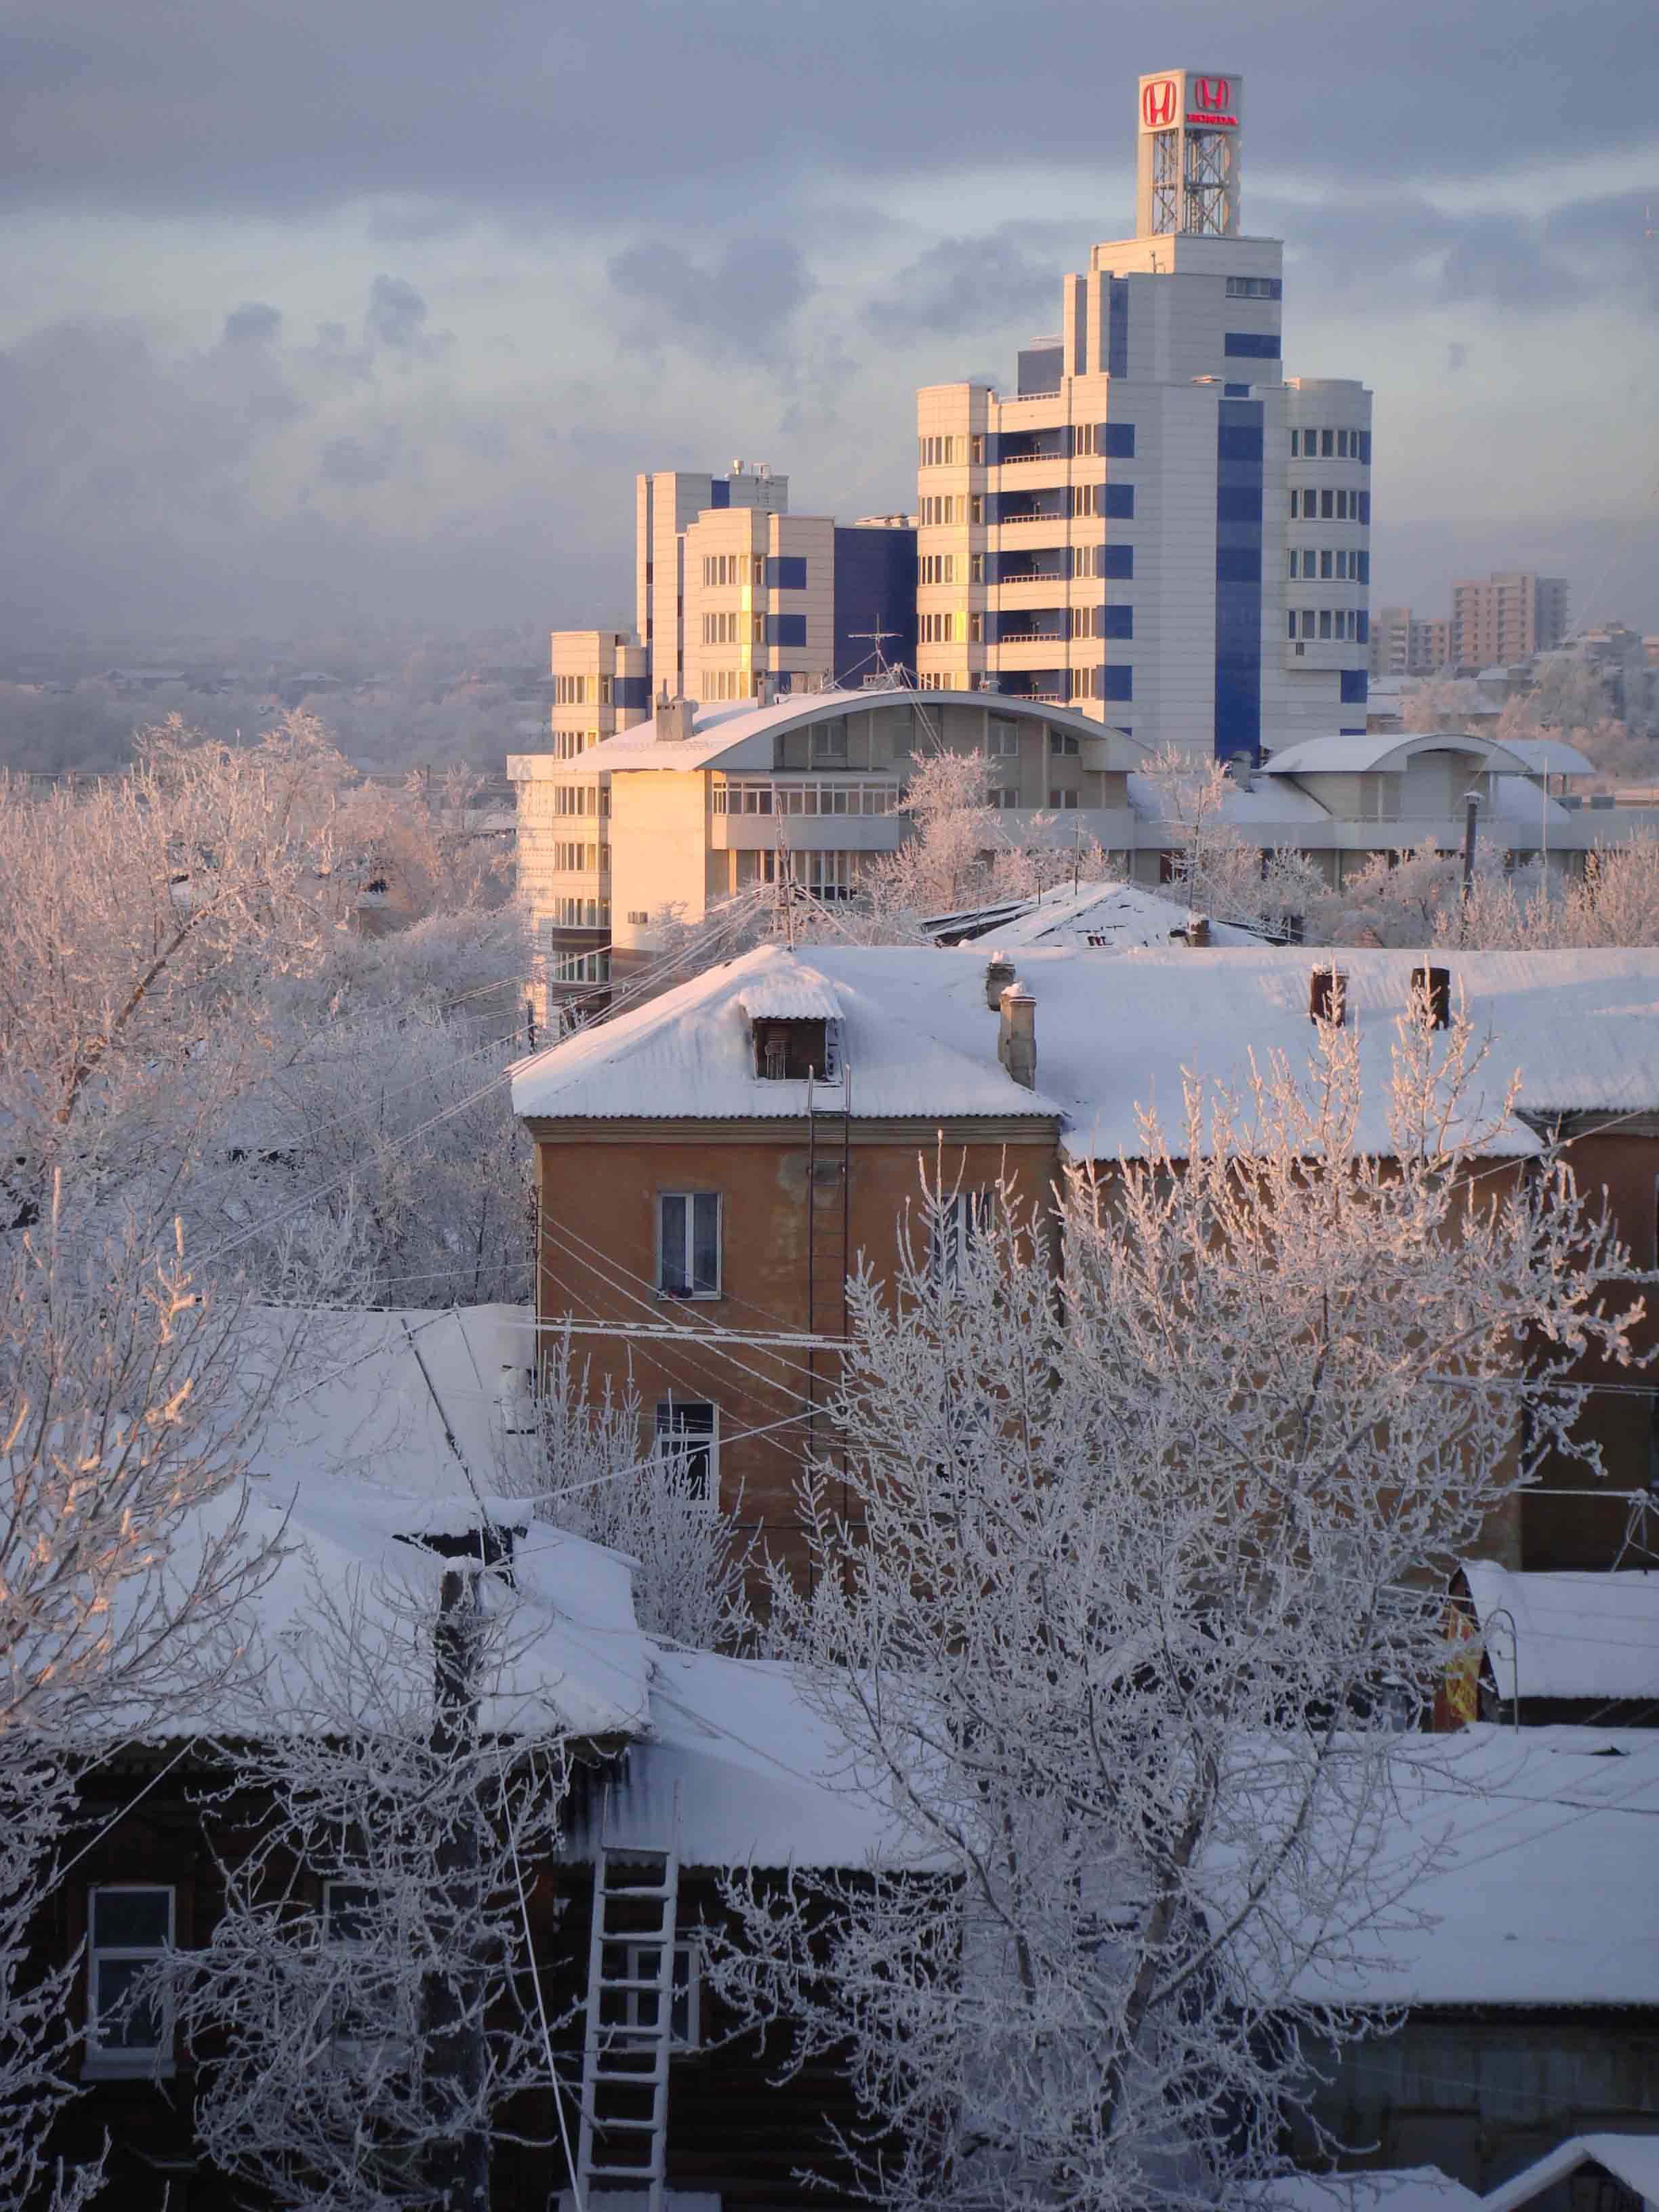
[620,1940,702,2049]
[653,1403,717,1509]
[659,1193,720,1298]
[87,1885,173,2072]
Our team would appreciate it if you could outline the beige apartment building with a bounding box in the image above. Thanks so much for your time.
[1370,605,1452,678]
[1452,572,1570,670]
[636,462,790,699]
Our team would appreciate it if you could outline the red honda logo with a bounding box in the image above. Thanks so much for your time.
[1142,79,1177,127]
[1191,75,1231,112]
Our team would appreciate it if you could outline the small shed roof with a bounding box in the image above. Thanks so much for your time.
[736,973,844,1021]
[1456,1561,1659,1705]
[1483,2135,1659,2212]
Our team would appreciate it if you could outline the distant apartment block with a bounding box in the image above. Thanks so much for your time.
[1370,605,1451,679]
[913,68,1372,759]
[1452,572,1570,670]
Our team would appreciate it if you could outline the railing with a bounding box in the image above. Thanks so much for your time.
[997,448,1069,466]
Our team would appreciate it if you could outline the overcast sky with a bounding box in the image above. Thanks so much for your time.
[2,0,1656,646]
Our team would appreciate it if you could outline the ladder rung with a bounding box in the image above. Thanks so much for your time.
[588,2115,664,2134]
[586,2163,665,2180]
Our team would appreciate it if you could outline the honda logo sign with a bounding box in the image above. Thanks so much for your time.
[1141,78,1177,128]
[1190,75,1231,112]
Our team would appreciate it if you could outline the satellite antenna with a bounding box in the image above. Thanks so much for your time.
[848,618,909,691]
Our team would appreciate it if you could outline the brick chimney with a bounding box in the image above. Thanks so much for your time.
[998,981,1036,1090]
[984,951,1016,1010]
[654,692,696,742]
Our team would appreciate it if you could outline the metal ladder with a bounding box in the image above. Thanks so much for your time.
[575,1807,681,2212]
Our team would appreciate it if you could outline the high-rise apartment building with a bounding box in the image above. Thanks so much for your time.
[914,69,1372,759]
[636,462,790,699]
[1451,573,1570,670]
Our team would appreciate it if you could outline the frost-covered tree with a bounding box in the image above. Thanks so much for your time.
[0,1187,283,2207]
[1137,746,1322,938]
[871,750,1003,920]
[171,1551,571,2212]
[712,999,1639,2212]
[510,1326,755,1650]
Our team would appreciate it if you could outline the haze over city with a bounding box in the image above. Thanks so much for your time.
[2,0,1656,645]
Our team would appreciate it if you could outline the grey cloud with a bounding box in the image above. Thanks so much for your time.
[1446,342,1469,373]
[223,301,282,344]
[318,424,404,487]
[367,274,430,350]
[863,226,1062,339]
[607,234,813,356]
[4,0,1654,228]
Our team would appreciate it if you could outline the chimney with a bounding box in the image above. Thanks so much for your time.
[984,951,1016,1010]
[1309,967,1349,1027]
[998,981,1037,1090]
[654,693,696,742]
[757,672,777,708]
[1412,963,1452,1030]
[1228,750,1254,793]
[1186,912,1212,947]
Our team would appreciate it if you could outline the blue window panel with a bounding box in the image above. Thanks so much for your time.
[1223,331,1281,359]
[1357,550,1370,586]
[1101,665,1133,701]
[832,525,916,685]
[766,556,808,590]
[1357,611,1369,644]
[1358,432,1372,465]
[708,478,730,509]
[767,613,807,647]
[1358,492,1371,526]
[1340,669,1369,704]
[1103,422,1135,458]
[1101,544,1134,579]
[1101,605,1133,639]
[1104,483,1135,519]
[1213,396,1264,764]
[615,676,650,711]
[1223,382,1250,397]
[1073,279,1088,376]
[1218,424,1263,464]
[1339,726,1366,735]
[1268,279,1284,300]
[1108,278,1129,376]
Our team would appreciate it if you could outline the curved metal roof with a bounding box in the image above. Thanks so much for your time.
[1261,732,1531,778]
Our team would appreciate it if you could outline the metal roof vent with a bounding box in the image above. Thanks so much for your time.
[1412,964,1452,1030]
[1309,967,1349,1027]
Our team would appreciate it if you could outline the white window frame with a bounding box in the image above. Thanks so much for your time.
[657,1191,721,1300]
[86,1883,175,2076]
[322,1880,413,2069]
[930,1189,996,1287]
[653,1401,718,1511]
[621,1939,702,2051]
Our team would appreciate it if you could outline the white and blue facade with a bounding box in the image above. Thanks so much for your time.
[914,69,1372,760]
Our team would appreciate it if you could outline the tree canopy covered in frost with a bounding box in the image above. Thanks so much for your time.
[711,999,1641,2212]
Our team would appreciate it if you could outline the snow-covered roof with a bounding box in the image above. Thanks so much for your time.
[1492,737,1597,779]
[512,943,1659,1162]
[1231,2170,1481,2212]
[1457,1563,1659,1705]
[1287,1726,1659,2009]
[923,880,1264,951]
[1261,734,1529,778]
[541,688,1147,779]
[238,1303,538,1498]
[1483,2135,1659,2212]
[1126,769,1332,827]
[564,1649,942,1871]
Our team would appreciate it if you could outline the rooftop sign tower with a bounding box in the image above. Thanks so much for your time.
[1135,69,1244,237]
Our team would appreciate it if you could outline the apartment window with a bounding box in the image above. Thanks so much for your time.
[970,434,985,464]
[550,949,611,985]
[1070,668,1092,700]
[969,612,983,643]
[920,612,957,644]
[618,1941,703,2049]
[804,851,861,900]
[811,720,848,764]
[1226,276,1278,298]
[989,785,1020,808]
[920,554,957,586]
[1049,731,1080,757]
[659,1192,720,1298]
[931,1189,994,1286]
[970,553,985,583]
[653,1401,717,1507]
[1320,549,1333,580]
[87,1886,173,2072]
[1048,788,1082,809]
[1302,610,1318,638]
[1288,612,1297,640]
[919,434,962,467]
[1319,609,1333,639]
[969,495,984,525]
[987,721,1019,757]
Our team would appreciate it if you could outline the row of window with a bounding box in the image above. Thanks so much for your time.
[552,783,608,817]
[701,554,762,588]
[920,611,959,644]
[918,434,967,466]
[550,729,600,759]
[550,947,610,984]
[920,553,958,585]
[1290,428,1367,460]
[714,781,901,816]
[736,848,866,895]
[920,494,968,526]
[701,668,759,701]
[1225,276,1280,298]
[81,1883,705,2067]
[552,674,609,704]
[702,611,762,644]
[550,897,609,927]
[1289,547,1369,581]
[550,840,604,872]
[1291,487,1368,522]
[989,787,1087,810]
[1289,608,1365,640]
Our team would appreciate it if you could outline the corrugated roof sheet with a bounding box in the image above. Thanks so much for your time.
[1459,1561,1659,1704]
[737,974,843,1021]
